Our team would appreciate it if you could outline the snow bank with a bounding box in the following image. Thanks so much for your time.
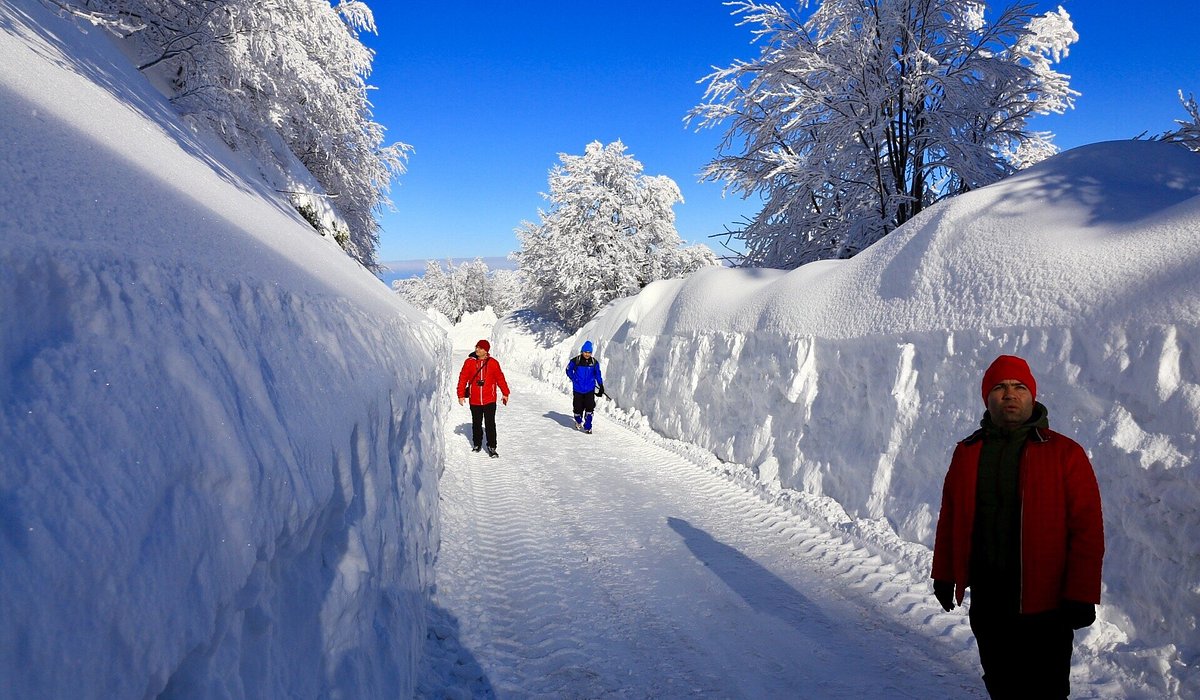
[497,140,1200,697]
[0,2,446,697]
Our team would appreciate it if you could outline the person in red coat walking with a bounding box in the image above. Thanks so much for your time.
[932,354,1104,699]
[456,339,510,458]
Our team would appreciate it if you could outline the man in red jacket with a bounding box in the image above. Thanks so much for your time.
[456,339,510,458]
[932,354,1104,698]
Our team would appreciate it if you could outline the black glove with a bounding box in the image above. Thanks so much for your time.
[595,383,605,398]
[933,580,955,612]
[1061,600,1096,629]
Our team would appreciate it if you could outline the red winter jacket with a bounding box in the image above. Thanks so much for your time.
[931,426,1104,614]
[456,355,510,406]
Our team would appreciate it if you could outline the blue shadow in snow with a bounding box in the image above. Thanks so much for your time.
[543,411,579,429]
[417,602,497,698]
[667,516,832,633]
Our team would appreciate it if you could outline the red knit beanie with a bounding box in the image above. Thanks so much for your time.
[981,355,1036,404]
[475,339,490,352]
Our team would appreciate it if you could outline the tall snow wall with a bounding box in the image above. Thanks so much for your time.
[498,140,1200,697]
[0,2,447,697]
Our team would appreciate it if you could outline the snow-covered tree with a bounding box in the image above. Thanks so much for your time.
[394,259,527,323]
[488,268,527,317]
[59,0,408,270]
[393,260,449,317]
[1159,91,1200,152]
[689,0,1079,269]
[516,141,718,330]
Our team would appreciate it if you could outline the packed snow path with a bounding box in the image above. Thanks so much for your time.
[418,338,986,698]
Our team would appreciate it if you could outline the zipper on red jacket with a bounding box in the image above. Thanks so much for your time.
[1017,440,1028,614]
[470,357,489,404]
[474,358,482,404]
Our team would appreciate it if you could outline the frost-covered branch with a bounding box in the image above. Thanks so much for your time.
[1157,91,1200,153]
[689,0,1079,269]
[40,0,145,35]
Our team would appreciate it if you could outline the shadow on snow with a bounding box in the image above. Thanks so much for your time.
[667,516,833,633]
[417,602,496,699]
[543,411,579,429]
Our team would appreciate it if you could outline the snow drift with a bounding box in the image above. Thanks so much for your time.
[497,140,1200,696]
[0,2,446,697]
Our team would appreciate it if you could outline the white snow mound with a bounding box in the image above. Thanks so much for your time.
[0,2,447,697]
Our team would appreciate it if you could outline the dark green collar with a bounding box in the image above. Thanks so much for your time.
[962,402,1050,444]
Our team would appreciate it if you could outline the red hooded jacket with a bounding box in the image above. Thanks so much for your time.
[931,426,1104,613]
[456,355,510,406]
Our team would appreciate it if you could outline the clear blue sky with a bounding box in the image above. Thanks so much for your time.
[362,1,1199,265]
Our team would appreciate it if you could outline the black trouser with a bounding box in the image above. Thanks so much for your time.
[969,601,1075,699]
[572,391,596,429]
[469,402,497,449]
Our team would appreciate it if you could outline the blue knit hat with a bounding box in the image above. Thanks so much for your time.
[581,340,594,353]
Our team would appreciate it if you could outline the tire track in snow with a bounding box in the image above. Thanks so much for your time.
[436,399,646,698]
[428,353,985,698]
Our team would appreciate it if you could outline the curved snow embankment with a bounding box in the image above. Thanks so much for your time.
[0,0,449,695]
[0,249,448,699]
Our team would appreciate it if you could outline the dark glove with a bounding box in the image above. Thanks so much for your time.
[595,383,605,398]
[933,580,955,612]
[1061,600,1096,629]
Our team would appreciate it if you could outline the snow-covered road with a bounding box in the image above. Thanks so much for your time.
[417,327,985,699]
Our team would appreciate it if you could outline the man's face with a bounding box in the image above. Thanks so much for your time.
[986,380,1034,429]
[581,351,592,360]
[475,346,489,358]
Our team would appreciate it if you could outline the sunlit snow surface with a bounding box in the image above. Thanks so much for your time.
[3,0,1199,697]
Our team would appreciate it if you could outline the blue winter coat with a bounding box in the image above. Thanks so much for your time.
[566,354,603,395]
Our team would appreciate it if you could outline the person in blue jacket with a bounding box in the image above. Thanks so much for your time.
[565,340,605,433]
